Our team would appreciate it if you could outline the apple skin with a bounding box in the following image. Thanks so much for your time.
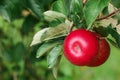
[63,29,99,66]
[87,33,110,67]
[63,29,110,66]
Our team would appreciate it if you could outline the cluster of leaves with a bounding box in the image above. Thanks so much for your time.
[0,0,57,80]
[30,0,120,79]
[0,0,55,21]
[0,0,57,36]
[0,0,120,79]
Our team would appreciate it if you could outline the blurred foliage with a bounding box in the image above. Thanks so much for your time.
[0,0,120,80]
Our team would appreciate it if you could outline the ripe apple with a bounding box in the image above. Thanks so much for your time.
[63,29,110,67]
[87,33,110,67]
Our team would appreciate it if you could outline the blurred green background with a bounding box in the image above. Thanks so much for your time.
[0,0,120,80]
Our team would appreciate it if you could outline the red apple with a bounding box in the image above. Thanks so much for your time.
[87,33,110,67]
[63,29,99,66]
[63,29,110,67]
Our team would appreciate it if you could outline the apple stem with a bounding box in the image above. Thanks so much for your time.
[96,8,120,21]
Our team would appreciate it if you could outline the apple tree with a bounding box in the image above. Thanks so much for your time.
[30,0,120,79]
[0,0,120,80]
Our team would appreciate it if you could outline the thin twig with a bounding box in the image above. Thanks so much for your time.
[82,0,87,6]
[0,67,2,80]
[96,8,120,21]
[13,71,18,80]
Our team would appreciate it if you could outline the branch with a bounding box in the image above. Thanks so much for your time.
[96,8,120,21]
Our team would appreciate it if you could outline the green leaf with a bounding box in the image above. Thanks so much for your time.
[70,0,83,16]
[51,0,68,16]
[21,15,39,35]
[107,25,120,48]
[28,0,43,19]
[0,0,24,22]
[49,18,65,27]
[43,10,67,28]
[107,38,119,48]
[30,28,49,46]
[36,41,62,58]
[13,43,25,62]
[84,0,110,28]
[70,0,83,26]
[30,22,70,46]
[2,42,25,63]
[43,23,68,41]
[93,26,109,37]
[47,45,62,69]
[0,6,10,22]
[52,55,62,79]
[43,10,67,22]
[43,10,66,27]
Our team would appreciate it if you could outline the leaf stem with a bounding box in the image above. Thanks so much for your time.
[68,21,74,33]
[96,8,120,21]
